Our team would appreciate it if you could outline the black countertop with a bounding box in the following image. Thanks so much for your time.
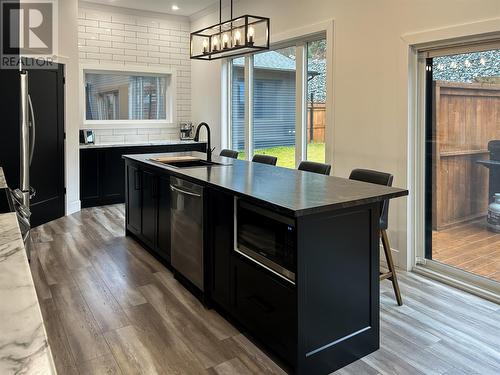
[123,152,408,217]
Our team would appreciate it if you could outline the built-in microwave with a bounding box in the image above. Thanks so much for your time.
[235,199,296,284]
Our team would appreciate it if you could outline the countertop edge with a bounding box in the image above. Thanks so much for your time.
[122,154,409,217]
[79,140,206,149]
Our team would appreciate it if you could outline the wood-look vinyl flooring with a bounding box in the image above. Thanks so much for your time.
[30,205,500,374]
[433,219,500,282]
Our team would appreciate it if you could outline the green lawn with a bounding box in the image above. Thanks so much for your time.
[238,143,325,169]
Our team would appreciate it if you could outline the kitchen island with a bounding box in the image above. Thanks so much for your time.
[123,152,407,374]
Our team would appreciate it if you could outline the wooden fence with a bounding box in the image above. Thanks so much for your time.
[433,81,500,230]
[307,103,326,143]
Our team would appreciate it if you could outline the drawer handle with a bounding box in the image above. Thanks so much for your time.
[248,295,274,313]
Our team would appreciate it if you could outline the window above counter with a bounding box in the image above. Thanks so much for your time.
[80,64,177,128]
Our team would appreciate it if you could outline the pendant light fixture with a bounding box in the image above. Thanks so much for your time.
[190,0,270,61]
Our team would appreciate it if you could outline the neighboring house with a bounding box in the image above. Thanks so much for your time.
[232,52,326,150]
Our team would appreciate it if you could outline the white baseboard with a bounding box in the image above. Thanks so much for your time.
[66,200,81,215]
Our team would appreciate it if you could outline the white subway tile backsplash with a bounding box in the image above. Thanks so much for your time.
[94,129,113,136]
[137,128,161,135]
[124,49,148,57]
[149,51,170,59]
[136,56,160,64]
[79,6,191,139]
[87,52,112,60]
[113,54,137,62]
[137,44,159,52]
[112,41,136,50]
[79,45,99,53]
[100,34,124,43]
[125,134,149,143]
[111,14,136,25]
[86,26,111,35]
[124,24,148,33]
[113,129,138,136]
[86,39,112,48]
[79,32,98,40]
[112,29,136,38]
[80,19,99,27]
[100,135,125,143]
[159,34,180,42]
[100,47,124,55]
[138,32,159,40]
[85,11,112,22]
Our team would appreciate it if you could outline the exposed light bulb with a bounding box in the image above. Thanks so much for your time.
[171,5,179,11]
[222,33,229,49]
[234,30,241,46]
[202,39,209,54]
[248,26,255,45]
[212,36,219,51]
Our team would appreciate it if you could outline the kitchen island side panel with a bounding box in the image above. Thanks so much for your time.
[296,203,380,374]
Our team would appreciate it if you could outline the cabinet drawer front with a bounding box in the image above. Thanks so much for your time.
[233,256,296,364]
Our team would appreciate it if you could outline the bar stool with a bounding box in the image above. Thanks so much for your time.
[252,154,278,166]
[298,161,331,175]
[349,168,403,306]
[220,149,239,159]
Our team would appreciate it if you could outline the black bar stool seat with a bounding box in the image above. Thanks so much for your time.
[220,149,239,159]
[252,154,278,166]
[298,161,331,175]
[349,168,403,306]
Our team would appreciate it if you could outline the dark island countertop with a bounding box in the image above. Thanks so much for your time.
[123,152,408,217]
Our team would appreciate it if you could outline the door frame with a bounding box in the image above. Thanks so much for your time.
[404,22,500,303]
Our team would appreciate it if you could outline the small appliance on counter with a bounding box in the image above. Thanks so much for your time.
[80,129,95,145]
[180,122,194,140]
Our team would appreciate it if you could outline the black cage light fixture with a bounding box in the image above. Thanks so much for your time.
[190,0,270,61]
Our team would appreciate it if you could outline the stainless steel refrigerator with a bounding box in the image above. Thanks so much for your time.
[0,64,66,234]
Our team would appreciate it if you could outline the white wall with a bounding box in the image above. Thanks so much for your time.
[191,0,500,269]
[58,0,80,214]
[78,3,191,144]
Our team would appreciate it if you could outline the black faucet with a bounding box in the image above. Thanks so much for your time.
[194,122,212,162]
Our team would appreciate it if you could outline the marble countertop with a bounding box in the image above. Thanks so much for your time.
[79,139,203,149]
[0,213,56,374]
[0,167,6,189]
[124,152,408,217]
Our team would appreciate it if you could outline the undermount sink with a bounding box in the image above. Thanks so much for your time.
[152,158,227,168]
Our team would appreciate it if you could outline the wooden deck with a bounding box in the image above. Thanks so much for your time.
[29,205,500,374]
[433,219,500,282]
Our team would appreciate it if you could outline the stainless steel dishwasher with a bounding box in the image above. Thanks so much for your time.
[170,176,204,291]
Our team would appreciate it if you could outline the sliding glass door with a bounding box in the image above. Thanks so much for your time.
[425,46,500,283]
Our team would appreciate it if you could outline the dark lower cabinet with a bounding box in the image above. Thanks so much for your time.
[81,143,205,208]
[208,189,233,311]
[232,255,297,366]
[141,170,157,249]
[125,161,170,262]
[126,164,141,236]
[157,176,171,262]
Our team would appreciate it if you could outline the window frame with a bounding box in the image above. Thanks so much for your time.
[80,63,177,129]
[224,23,333,167]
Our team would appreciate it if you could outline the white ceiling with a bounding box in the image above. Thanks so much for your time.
[83,0,219,17]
